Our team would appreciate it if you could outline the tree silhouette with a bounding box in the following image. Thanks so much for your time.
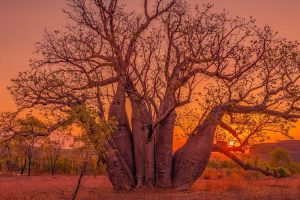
[1,0,300,190]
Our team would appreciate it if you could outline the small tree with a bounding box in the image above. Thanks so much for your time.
[42,138,63,176]
[270,148,292,168]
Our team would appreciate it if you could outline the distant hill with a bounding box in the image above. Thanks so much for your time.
[249,140,300,163]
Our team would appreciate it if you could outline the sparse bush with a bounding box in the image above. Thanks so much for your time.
[207,160,218,168]
[269,148,299,175]
[270,148,292,168]
[273,167,291,178]
[0,143,107,176]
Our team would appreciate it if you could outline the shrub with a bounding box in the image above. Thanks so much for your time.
[269,148,300,175]
[273,167,291,178]
[270,148,292,168]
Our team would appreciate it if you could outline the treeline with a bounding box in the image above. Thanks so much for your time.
[0,137,106,176]
[1,137,299,179]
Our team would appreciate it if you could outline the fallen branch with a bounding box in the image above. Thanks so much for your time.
[213,145,275,177]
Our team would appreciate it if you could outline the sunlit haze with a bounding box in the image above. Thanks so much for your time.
[1,0,300,140]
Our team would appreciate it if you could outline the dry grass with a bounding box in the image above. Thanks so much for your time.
[0,173,299,200]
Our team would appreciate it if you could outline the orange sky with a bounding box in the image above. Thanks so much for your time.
[0,0,300,140]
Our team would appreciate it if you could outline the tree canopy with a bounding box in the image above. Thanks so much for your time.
[1,0,300,190]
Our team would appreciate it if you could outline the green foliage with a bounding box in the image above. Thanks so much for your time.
[17,115,47,133]
[268,148,300,175]
[246,155,269,169]
[68,105,117,152]
[270,148,292,168]
[273,167,291,178]
[0,143,106,176]
[0,105,117,177]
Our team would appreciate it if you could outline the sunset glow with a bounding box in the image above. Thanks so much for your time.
[228,141,235,147]
[0,1,300,199]
[1,0,300,140]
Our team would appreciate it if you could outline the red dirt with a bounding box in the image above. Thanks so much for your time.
[0,175,299,200]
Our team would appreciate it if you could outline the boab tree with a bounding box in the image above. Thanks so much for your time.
[1,0,300,190]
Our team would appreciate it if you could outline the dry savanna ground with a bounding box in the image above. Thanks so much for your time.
[0,173,299,200]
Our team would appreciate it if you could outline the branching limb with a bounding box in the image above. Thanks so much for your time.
[213,145,276,177]
[218,121,242,143]
[0,119,70,143]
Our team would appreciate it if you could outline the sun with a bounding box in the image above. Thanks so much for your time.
[228,141,235,146]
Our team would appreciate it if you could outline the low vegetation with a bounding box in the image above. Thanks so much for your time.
[1,139,299,180]
[0,139,106,177]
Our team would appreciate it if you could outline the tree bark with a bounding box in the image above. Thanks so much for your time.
[155,89,176,188]
[145,140,155,187]
[172,106,224,190]
[102,141,135,190]
[78,103,135,190]
[108,83,135,175]
[130,99,152,187]
[117,75,153,187]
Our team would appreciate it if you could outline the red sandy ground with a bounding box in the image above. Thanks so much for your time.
[0,175,299,200]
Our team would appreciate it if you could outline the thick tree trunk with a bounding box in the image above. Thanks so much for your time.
[172,106,224,190]
[97,82,136,190]
[145,140,155,187]
[102,140,135,190]
[108,83,135,175]
[155,89,176,188]
[111,69,154,188]
[78,102,135,190]
[130,99,153,187]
